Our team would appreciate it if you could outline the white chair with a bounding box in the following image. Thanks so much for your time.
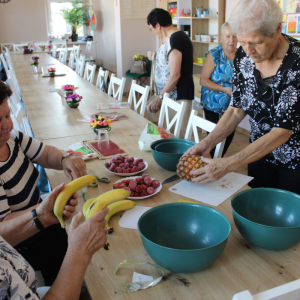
[85,41,92,62]
[128,80,150,116]
[0,54,9,76]
[0,43,13,52]
[75,55,86,77]
[13,43,28,52]
[7,77,22,107]
[34,41,50,51]
[83,63,96,83]
[58,48,68,65]
[20,41,33,48]
[51,44,58,58]
[3,48,14,71]
[107,74,126,102]
[51,39,67,48]
[158,93,187,138]
[96,67,109,91]
[72,45,81,67]
[232,279,300,300]
[68,52,75,69]
[184,109,226,159]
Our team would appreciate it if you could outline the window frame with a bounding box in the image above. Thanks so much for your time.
[46,0,88,39]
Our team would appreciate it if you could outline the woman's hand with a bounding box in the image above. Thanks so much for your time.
[147,51,156,61]
[184,137,213,157]
[62,156,87,180]
[223,86,232,96]
[149,95,163,113]
[36,183,78,228]
[190,156,233,184]
[67,209,109,259]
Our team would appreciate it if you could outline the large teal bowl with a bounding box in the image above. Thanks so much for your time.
[138,203,231,273]
[231,188,300,250]
[150,138,195,171]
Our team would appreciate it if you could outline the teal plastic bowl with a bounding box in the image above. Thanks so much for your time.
[150,138,195,171]
[138,203,231,273]
[231,188,300,250]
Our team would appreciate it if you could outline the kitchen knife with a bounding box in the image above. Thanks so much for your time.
[162,174,180,184]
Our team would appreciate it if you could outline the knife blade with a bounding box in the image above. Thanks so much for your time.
[162,174,180,184]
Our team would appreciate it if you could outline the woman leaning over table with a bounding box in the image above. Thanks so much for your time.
[0,80,87,286]
[200,22,238,158]
[0,183,108,299]
[184,0,300,194]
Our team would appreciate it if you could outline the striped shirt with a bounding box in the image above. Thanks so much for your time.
[0,130,45,218]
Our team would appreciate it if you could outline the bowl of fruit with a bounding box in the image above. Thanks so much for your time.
[113,175,162,200]
[105,155,148,176]
[150,138,195,171]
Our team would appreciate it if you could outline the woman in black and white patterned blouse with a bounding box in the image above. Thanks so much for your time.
[185,0,300,194]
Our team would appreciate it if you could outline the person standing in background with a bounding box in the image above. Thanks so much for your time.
[147,8,194,138]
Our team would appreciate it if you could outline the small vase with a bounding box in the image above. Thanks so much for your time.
[68,103,79,108]
[49,72,55,78]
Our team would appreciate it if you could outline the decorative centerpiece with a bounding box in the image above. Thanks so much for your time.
[47,44,52,51]
[48,67,56,78]
[65,93,82,108]
[61,84,75,97]
[31,56,39,66]
[41,45,46,51]
[89,115,113,134]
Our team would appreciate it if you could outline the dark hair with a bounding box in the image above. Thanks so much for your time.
[147,8,172,28]
[0,81,12,105]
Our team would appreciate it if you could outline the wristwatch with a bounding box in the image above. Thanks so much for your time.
[158,94,163,100]
[61,153,72,164]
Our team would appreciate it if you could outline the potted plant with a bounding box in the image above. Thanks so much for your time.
[48,68,56,78]
[60,1,89,42]
[65,93,82,108]
[61,84,75,97]
[89,115,113,134]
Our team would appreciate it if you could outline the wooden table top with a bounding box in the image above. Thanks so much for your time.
[10,52,300,300]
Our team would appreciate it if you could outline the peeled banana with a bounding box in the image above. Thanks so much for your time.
[105,200,135,233]
[82,198,96,217]
[54,174,97,228]
[85,189,130,220]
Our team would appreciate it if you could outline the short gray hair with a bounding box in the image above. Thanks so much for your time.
[220,22,231,36]
[228,0,283,37]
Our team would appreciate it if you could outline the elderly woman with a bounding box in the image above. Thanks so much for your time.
[185,0,300,194]
[200,22,238,157]
[0,81,87,285]
[0,183,108,299]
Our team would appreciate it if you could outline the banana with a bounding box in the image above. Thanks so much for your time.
[105,200,135,233]
[82,198,96,217]
[85,189,130,220]
[54,174,97,228]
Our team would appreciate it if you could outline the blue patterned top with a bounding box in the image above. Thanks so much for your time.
[201,45,234,113]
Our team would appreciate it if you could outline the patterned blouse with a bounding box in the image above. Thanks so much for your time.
[230,34,300,169]
[201,45,234,113]
[0,236,39,299]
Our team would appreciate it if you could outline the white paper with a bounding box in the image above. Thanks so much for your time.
[132,272,153,283]
[169,172,253,206]
[118,206,152,229]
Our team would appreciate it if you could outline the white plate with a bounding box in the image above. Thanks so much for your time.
[113,176,162,200]
[105,158,148,177]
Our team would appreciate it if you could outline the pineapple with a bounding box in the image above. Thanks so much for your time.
[177,155,206,181]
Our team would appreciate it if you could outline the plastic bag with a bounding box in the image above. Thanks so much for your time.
[138,123,174,151]
[146,96,160,123]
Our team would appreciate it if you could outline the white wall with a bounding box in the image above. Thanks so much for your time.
[114,0,157,92]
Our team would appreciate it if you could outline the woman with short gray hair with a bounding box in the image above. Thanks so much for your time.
[185,0,300,194]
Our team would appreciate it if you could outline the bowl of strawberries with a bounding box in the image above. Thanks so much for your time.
[104,155,148,176]
[113,175,162,200]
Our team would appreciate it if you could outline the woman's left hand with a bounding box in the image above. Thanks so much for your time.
[36,183,78,228]
[190,156,233,184]
[149,96,163,113]
[62,156,87,180]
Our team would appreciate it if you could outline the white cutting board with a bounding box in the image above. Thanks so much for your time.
[169,172,253,206]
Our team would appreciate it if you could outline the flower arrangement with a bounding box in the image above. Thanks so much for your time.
[48,68,56,73]
[89,115,113,131]
[133,54,146,61]
[41,45,46,50]
[65,93,82,108]
[47,45,52,49]
[32,56,39,60]
[61,84,75,91]
[31,60,39,66]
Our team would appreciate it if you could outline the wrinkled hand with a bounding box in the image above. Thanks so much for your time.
[147,51,156,61]
[183,138,212,157]
[190,156,231,184]
[223,87,232,96]
[149,96,162,113]
[62,156,87,180]
[36,183,78,227]
[68,209,109,259]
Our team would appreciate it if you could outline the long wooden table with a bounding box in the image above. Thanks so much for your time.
[10,52,300,300]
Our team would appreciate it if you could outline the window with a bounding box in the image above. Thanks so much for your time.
[47,0,85,38]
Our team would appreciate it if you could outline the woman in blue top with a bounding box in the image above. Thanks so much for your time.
[200,23,238,157]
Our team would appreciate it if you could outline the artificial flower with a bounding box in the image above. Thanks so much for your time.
[61,84,75,91]
[48,68,56,73]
